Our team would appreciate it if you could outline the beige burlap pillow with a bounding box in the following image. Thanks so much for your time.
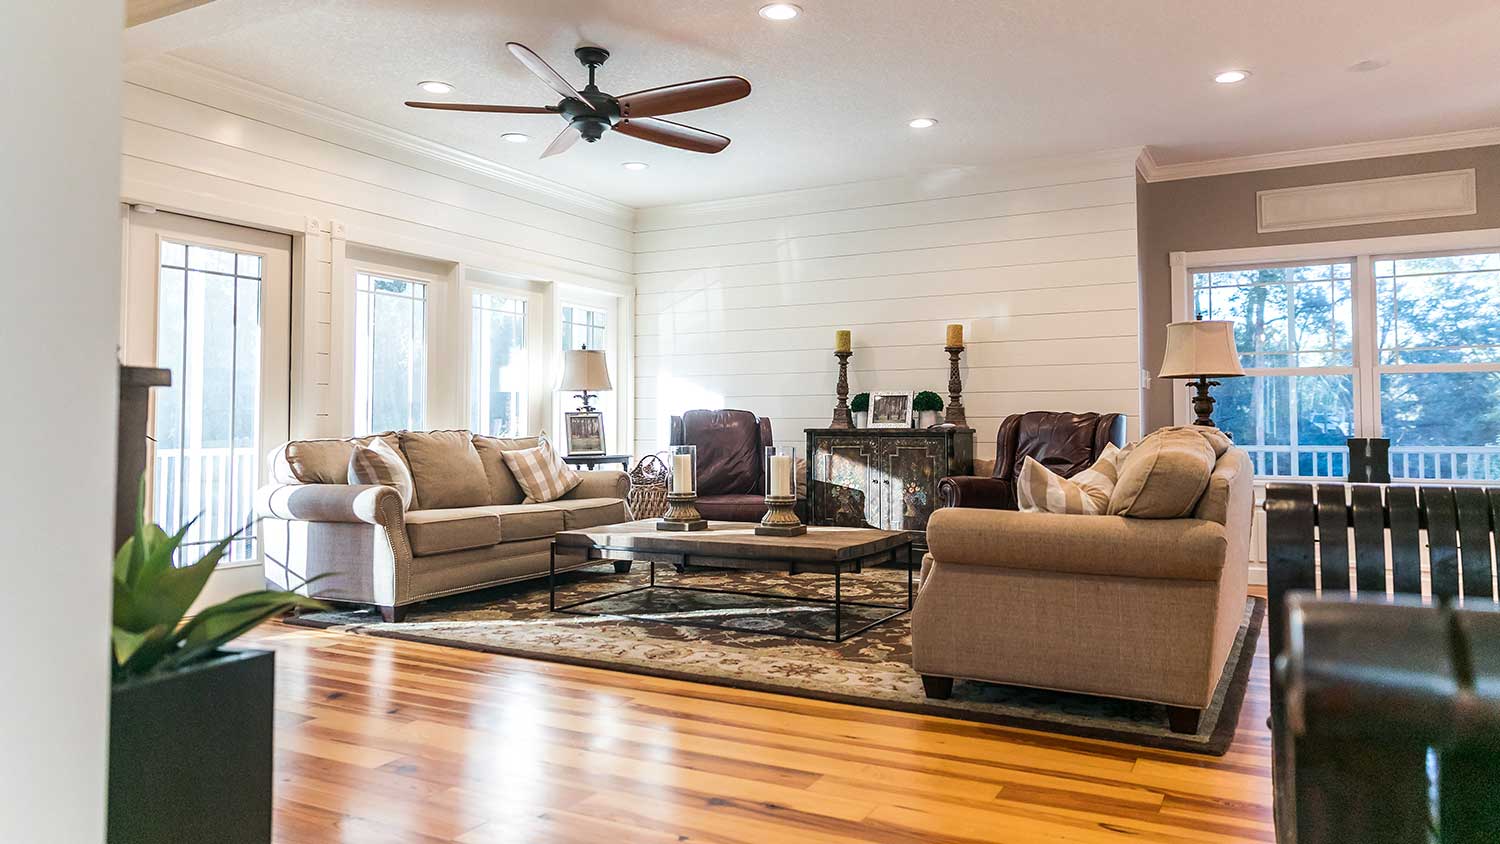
[1107,428,1217,518]
[499,437,582,503]
[347,436,416,511]
[1017,443,1125,515]
[399,429,490,510]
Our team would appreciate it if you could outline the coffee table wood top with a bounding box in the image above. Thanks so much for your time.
[553,520,910,563]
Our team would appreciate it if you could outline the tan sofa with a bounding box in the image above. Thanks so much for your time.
[256,430,629,621]
[912,447,1252,732]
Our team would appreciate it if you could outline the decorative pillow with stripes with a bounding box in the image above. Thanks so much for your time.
[347,435,416,511]
[499,436,582,504]
[1017,443,1125,515]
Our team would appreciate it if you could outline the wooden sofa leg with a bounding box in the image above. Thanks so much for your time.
[378,605,408,623]
[1166,706,1202,734]
[920,675,954,700]
[613,560,632,574]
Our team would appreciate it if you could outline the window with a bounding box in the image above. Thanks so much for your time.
[470,291,528,437]
[558,301,617,450]
[561,305,607,352]
[154,241,264,563]
[1190,249,1500,481]
[354,272,426,433]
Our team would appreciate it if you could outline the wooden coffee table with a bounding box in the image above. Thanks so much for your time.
[550,520,914,642]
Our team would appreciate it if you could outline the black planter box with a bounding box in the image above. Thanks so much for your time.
[108,649,274,844]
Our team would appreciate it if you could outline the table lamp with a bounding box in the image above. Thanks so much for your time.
[558,347,612,413]
[1159,320,1245,427]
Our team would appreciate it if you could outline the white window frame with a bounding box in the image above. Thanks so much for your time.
[553,285,626,451]
[460,274,545,438]
[345,257,447,435]
[1172,227,1500,481]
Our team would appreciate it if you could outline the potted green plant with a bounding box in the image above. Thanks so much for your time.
[109,490,324,844]
[851,392,870,427]
[914,391,945,428]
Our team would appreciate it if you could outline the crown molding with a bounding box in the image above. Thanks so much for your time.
[1138,127,1500,183]
[124,55,635,228]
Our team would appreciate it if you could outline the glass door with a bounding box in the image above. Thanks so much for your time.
[123,210,291,604]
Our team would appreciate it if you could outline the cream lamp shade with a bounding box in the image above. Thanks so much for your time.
[1159,320,1246,379]
[558,348,612,414]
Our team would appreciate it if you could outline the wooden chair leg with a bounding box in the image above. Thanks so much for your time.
[613,561,632,574]
[1166,706,1201,734]
[378,605,408,623]
[920,675,954,699]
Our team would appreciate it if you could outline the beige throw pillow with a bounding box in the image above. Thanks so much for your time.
[499,437,582,503]
[347,436,416,510]
[1108,428,1217,518]
[399,430,491,510]
[471,434,541,506]
[1017,443,1124,515]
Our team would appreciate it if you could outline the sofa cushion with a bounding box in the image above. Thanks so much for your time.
[500,438,582,503]
[403,508,502,556]
[346,436,416,510]
[696,494,768,522]
[274,432,401,485]
[1108,429,1217,519]
[471,434,539,505]
[545,497,628,530]
[1017,443,1123,515]
[468,504,567,542]
[400,430,490,510]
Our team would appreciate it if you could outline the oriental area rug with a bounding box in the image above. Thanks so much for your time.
[288,563,1263,755]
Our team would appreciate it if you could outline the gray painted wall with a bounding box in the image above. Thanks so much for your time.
[1138,144,1500,430]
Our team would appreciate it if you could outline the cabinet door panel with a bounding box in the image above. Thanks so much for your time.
[809,437,879,527]
[883,437,947,533]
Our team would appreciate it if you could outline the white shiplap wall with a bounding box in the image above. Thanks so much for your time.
[632,150,1144,462]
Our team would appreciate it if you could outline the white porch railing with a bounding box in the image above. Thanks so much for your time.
[1241,444,1500,482]
[152,446,260,562]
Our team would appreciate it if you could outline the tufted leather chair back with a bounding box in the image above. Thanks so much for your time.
[669,410,773,496]
[995,411,1126,481]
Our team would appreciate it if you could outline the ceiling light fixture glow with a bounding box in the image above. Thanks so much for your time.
[500,133,530,144]
[758,3,801,20]
[622,161,649,171]
[1213,69,1250,84]
[908,117,938,129]
[418,80,454,94]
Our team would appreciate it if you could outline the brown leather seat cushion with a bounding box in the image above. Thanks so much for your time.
[679,410,763,495]
[696,494,768,522]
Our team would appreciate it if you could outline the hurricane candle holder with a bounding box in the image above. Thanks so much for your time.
[756,445,805,536]
[830,350,854,429]
[658,444,707,531]
[944,345,968,427]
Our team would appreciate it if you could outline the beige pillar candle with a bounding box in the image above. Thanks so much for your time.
[945,323,964,348]
[834,330,852,353]
[671,453,694,493]
[768,454,794,497]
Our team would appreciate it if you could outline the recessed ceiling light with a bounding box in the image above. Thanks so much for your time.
[418,80,454,94]
[908,117,938,129]
[758,3,801,21]
[500,133,529,144]
[622,161,649,171]
[1213,69,1250,85]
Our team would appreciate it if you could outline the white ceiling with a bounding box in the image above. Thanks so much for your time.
[131,0,1500,208]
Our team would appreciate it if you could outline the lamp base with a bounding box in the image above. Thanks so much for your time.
[1190,376,1220,427]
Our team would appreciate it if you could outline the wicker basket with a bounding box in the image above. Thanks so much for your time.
[626,453,670,520]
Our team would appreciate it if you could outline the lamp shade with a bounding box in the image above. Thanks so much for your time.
[558,348,612,392]
[1159,320,1246,379]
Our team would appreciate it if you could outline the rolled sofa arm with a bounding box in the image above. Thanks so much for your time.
[938,475,1017,510]
[563,470,630,501]
[925,507,1228,581]
[256,483,404,526]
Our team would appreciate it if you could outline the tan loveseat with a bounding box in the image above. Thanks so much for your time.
[912,446,1252,733]
[256,430,629,621]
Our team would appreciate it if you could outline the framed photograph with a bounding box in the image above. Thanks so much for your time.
[564,411,606,455]
[867,391,914,428]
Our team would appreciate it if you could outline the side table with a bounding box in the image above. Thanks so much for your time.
[562,454,631,471]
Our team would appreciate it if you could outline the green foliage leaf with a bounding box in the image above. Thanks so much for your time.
[850,392,870,412]
[913,390,944,412]
[161,590,327,671]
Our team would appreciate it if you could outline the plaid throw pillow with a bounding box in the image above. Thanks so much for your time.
[347,436,415,510]
[1017,443,1124,515]
[499,437,582,503]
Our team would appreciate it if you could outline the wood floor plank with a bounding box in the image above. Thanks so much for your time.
[245,604,1275,843]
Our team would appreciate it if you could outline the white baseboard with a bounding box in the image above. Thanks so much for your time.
[1249,561,1266,587]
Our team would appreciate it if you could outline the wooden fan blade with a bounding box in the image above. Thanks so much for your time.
[506,42,589,104]
[614,117,730,154]
[541,124,581,159]
[617,76,751,118]
[405,101,559,114]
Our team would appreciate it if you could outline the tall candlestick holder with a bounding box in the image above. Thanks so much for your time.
[658,445,707,531]
[944,346,969,427]
[830,350,854,429]
[757,445,806,536]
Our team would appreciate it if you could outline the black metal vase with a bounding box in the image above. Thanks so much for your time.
[108,649,275,844]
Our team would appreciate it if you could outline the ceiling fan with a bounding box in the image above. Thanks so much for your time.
[405,43,751,159]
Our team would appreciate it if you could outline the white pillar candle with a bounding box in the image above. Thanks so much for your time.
[769,454,793,497]
[671,453,693,493]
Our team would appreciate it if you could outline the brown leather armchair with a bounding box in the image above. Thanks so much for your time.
[670,409,775,522]
[938,411,1126,510]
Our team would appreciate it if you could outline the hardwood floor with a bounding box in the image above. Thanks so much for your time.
[246,592,1273,843]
